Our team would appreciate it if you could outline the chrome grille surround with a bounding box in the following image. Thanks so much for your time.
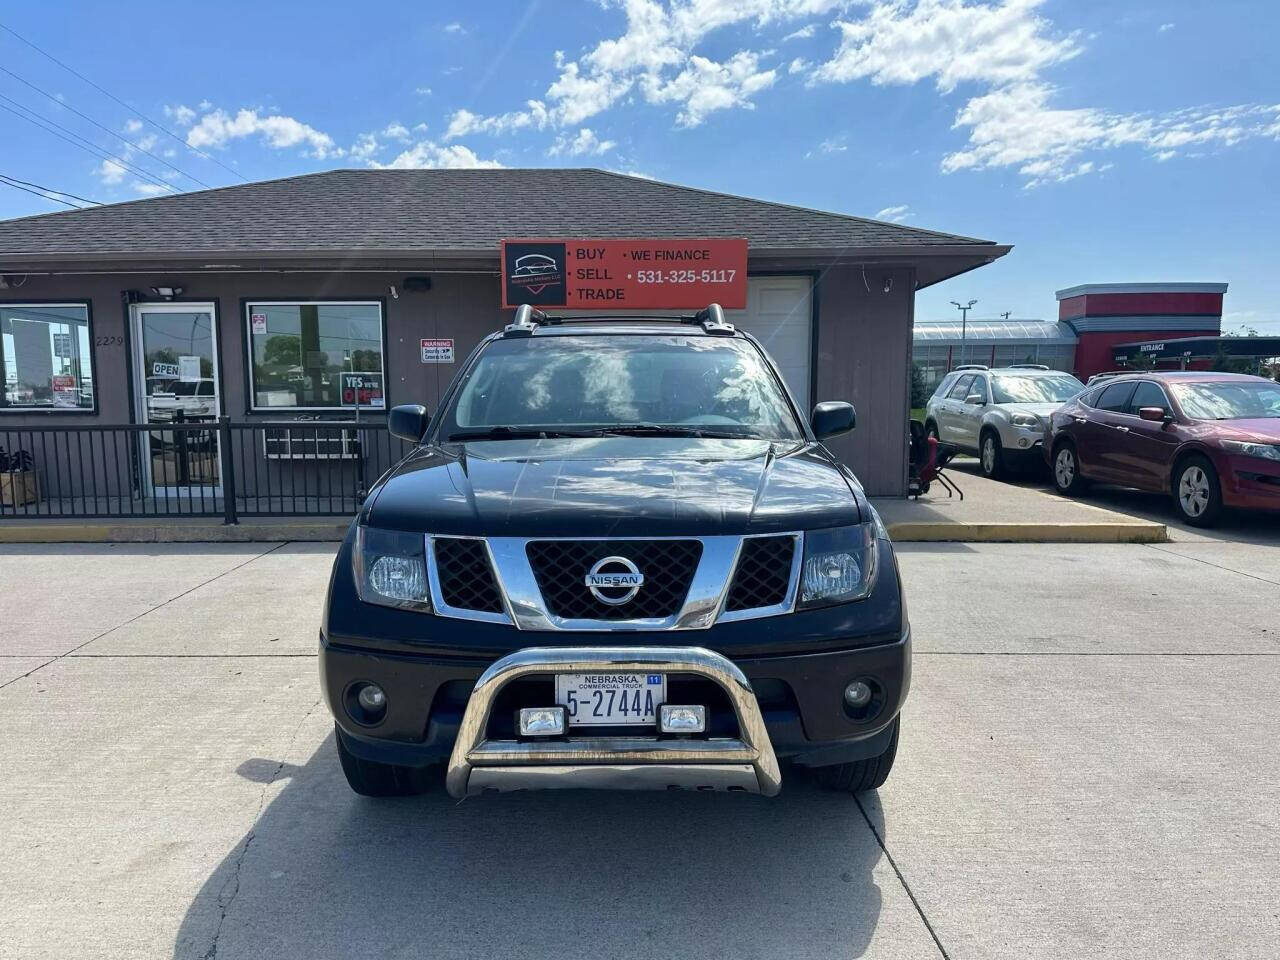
[424,532,804,631]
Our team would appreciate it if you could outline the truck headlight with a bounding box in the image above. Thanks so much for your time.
[1011,413,1040,428]
[1221,440,1280,462]
[353,526,432,612]
[799,523,878,608]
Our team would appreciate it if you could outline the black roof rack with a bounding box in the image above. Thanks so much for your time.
[501,303,736,338]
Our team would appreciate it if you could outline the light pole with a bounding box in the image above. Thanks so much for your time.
[951,299,977,365]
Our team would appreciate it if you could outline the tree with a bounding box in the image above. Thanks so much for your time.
[910,362,928,409]
[261,335,302,368]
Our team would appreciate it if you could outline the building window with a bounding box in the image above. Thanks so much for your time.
[246,301,385,410]
[1,303,94,412]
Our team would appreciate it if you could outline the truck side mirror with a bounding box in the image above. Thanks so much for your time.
[388,404,429,443]
[811,401,856,440]
[965,393,986,406]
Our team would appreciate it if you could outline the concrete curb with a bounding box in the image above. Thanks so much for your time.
[886,521,1168,543]
[0,521,349,543]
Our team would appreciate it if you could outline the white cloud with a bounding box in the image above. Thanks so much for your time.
[453,0,839,134]
[444,22,466,34]
[124,118,143,133]
[806,0,1280,186]
[96,158,127,185]
[813,0,1080,93]
[549,127,617,156]
[445,102,550,139]
[382,122,411,141]
[372,140,504,169]
[805,134,847,157]
[874,204,910,222]
[783,24,815,41]
[133,182,175,196]
[788,57,810,74]
[185,107,337,158]
[164,104,196,126]
[415,86,433,96]
[1158,22,1175,32]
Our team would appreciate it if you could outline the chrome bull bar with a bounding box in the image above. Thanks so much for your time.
[445,646,782,798]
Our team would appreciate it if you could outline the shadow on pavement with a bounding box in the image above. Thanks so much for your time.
[175,734,889,960]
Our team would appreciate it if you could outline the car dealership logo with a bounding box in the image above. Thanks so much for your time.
[503,241,567,306]
[585,556,645,605]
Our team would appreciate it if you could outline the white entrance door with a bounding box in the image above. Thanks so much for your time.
[130,302,222,496]
[727,276,813,408]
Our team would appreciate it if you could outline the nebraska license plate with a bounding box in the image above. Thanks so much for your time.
[555,673,666,726]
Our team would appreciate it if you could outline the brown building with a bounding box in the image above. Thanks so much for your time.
[0,168,1007,515]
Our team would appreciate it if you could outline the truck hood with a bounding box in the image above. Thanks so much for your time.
[364,436,863,537]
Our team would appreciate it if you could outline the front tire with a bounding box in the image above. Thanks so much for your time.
[979,430,1004,479]
[1052,440,1088,496]
[1173,455,1223,527]
[335,726,428,797]
[814,717,899,793]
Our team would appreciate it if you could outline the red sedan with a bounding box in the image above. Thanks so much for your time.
[1046,371,1280,526]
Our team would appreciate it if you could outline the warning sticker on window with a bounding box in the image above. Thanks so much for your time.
[421,338,454,363]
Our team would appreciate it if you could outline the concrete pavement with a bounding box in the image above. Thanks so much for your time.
[2,538,1278,959]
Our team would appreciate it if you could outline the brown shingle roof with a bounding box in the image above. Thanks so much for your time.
[0,168,1000,261]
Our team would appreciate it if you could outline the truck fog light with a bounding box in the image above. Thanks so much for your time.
[518,707,566,737]
[659,704,706,733]
[1018,437,1030,448]
[357,683,387,713]
[843,681,872,709]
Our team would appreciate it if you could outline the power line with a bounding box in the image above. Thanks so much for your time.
[0,176,83,209]
[0,64,211,188]
[0,95,173,191]
[0,172,100,205]
[0,19,248,182]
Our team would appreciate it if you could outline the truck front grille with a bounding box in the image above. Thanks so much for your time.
[433,537,505,614]
[724,535,795,611]
[526,539,703,621]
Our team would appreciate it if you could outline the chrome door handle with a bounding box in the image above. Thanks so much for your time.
[1072,417,1087,424]
[1114,425,1130,432]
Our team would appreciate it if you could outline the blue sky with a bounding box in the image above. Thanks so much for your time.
[1,0,1277,332]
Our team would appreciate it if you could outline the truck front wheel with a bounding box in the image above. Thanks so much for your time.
[813,717,900,794]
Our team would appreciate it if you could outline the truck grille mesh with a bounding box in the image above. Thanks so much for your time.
[724,536,795,611]
[434,538,505,614]
[526,539,702,620]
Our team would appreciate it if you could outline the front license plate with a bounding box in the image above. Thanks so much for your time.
[555,673,665,726]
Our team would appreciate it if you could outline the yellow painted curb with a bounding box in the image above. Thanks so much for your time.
[886,521,1168,543]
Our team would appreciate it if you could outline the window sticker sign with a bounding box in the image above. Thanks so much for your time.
[501,238,748,310]
[340,372,385,408]
[420,338,454,364]
[152,361,180,379]
[250,313,268,335]
[178,355,201,382]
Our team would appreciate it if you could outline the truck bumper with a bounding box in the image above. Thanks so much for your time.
[321,628,911,792]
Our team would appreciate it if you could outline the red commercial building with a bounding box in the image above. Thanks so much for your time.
[1057,282,1226,380]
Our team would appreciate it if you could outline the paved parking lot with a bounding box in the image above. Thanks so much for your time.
[3,531,1278,959]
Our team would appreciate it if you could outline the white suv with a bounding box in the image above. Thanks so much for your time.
[924,365,1084,479]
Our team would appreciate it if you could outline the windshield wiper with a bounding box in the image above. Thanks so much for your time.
[445,427,604,441]
[601,423,751,439]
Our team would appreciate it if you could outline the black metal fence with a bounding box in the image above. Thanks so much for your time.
[0,418,412,522]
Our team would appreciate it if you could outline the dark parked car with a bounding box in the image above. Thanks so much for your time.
[1047,371,1280,525]
[320,305,910,800]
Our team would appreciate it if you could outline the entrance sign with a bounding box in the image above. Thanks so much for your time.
[420,338,455,363]
[341,372,385,408]
[152,361,180,378]
[501,238,748,310]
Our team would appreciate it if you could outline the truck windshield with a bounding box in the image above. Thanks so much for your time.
[991,374,1083,404]
[442,334,803,441]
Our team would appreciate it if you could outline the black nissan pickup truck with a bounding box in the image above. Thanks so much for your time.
[320,304,910,799]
